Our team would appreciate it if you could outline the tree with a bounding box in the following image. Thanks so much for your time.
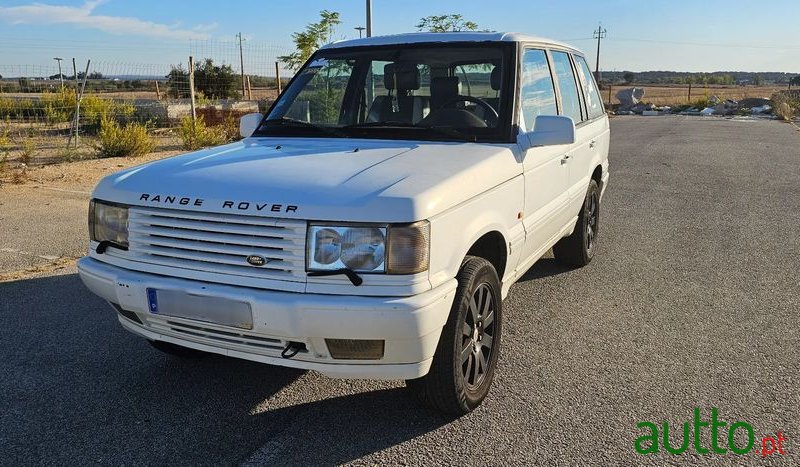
[622,71,636,84]
[166,65,190,98]
[752,74,762,86]
[165,60,239,100]
[789,75,800,89]
[416,14,479,32]
[279,10,341,70]
[194,59,238,99]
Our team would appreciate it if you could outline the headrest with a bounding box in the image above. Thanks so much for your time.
[384,62,420,91]
[431,76,460,100]
[491,66,502,91]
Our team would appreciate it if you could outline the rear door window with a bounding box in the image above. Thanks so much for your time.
[550,51,584,123]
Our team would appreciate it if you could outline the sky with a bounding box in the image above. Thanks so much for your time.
[0,0,798,75]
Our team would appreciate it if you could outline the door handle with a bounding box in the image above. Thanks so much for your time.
[561,155,570,165]
[589,140,597,149]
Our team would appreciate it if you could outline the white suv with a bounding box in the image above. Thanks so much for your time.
[79,32,609,414]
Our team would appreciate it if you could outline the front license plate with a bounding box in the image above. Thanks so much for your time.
[146,288,253,330]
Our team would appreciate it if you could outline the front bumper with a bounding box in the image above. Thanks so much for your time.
[77,257,457,379]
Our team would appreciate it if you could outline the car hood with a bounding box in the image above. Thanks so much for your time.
[93,137,521,222]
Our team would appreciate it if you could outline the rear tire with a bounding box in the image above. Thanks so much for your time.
[406,256,502,414]
[553,179,600,267]
[149,340,208,358]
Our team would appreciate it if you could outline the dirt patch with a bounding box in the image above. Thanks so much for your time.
[0,256,77,282]
[1,146,182,191]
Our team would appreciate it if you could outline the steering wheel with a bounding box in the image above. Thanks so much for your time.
[435,95,499,125]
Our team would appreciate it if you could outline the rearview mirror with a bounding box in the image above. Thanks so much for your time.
[517,115,576,151]
[239,113,263,138]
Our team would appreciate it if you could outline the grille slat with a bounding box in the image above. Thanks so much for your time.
[129,225,302,248]
[130,237,303,262]
[130,212,305,239]
[146,318,289,352]
[122,207,307,285]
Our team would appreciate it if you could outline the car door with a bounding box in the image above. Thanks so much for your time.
[549,50,594,217]
[517,48,571,266]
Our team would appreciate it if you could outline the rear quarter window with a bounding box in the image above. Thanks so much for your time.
[574,56,606,120]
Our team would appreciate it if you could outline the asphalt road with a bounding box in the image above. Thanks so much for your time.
[0,185,89,273]
[1,116,799,466]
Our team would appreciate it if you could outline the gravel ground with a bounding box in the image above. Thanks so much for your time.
[1,116,798,466]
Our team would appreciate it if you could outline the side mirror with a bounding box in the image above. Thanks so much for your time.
[239,113,263,138]
[517,115,576,151]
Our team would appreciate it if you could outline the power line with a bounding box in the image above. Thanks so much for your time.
[607,37,800,50]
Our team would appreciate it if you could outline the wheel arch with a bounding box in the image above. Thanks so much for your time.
[465,231,508,280]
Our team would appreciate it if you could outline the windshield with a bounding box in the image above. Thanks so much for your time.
[254,43,514,142]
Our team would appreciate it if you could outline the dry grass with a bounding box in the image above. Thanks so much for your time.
[604,85,785,107]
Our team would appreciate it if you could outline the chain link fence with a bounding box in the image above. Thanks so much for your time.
[0,40,292,167]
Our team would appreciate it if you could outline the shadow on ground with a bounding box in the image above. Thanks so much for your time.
[518,256,574,282]
[0,273,454,465]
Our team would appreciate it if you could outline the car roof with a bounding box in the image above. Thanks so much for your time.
[322,32,582,54]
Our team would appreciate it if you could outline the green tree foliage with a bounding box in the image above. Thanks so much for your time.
[416,14,479,32]
[194,59,238,99]
[166,66,190,98]
[623,71,636,84]
[166,60,239,100]
[279,10,341,70]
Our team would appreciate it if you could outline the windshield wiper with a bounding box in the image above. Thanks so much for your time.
[419,125,477,142]
[344,122,477,142]
[257,117,347,137]
[342,121,418,129]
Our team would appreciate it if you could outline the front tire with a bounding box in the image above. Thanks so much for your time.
[406,256,502,414]
[553,179,600,267]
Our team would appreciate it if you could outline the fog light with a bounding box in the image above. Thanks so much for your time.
[325,339,385,360]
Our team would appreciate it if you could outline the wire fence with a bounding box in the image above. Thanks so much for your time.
[602,84,787,108]
[0,40,292,166]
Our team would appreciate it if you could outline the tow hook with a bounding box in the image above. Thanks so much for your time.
[281,341,306,359]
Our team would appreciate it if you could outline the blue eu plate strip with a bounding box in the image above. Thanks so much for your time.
[146,288,158,314]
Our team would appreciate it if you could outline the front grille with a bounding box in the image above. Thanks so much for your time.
[122,207,306,283]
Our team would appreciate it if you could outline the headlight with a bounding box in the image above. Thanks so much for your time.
[307,221,429,275]
[89,200,129,247]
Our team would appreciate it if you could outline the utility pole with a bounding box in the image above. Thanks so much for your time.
[355,26,366,39]
[53,57,64,90]
[366,0,372,37]
[593,24,607,82]
[236,32,246,99]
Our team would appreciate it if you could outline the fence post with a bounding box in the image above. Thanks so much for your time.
[67,60,91,149]
[188,56,197,142]
[154,80,161,100]
[275,61,282,95]
[688,82,692,103]
[246,75,252,100]
[607,85,613,108]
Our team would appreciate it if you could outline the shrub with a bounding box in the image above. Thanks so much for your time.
[179,114,237,150]
[0,96,37,119]
[96,116,155,158]
[771,92,798,121]
[41,89,75,123]
[82,96,135,130]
